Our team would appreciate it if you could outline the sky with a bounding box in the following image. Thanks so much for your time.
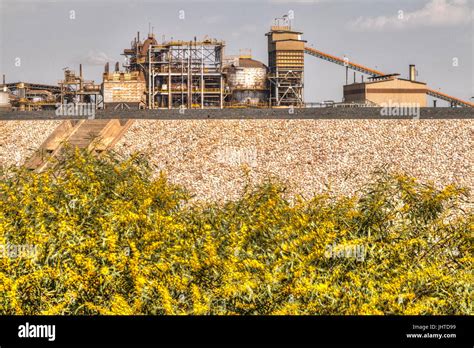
[0,0,473,105]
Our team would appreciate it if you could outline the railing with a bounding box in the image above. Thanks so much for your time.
[224,101,269,108]
[305,100,379,108]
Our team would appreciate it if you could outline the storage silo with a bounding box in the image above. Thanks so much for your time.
[0,91,11,110]
[225,56,268,106]
[266,22,306,107]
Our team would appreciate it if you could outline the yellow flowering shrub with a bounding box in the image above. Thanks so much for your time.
[0,149,472,315]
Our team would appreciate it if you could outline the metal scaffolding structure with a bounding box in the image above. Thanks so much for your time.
[146,40,225,109]
[123,34,226,109]
[59,65,102,108]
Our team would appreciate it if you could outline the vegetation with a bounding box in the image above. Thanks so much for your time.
[0,149,472,315]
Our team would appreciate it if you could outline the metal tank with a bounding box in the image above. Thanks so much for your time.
[225,57,268,106]
[0,91,11,110]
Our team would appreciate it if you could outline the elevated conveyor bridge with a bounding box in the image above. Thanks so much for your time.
[304,46,473,108]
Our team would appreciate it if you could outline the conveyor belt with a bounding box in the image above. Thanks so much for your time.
[304,46,385,77]
[426,88,474,108]
[304,46,473,107]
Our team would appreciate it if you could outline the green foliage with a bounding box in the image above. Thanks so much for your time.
[0,149,472,315]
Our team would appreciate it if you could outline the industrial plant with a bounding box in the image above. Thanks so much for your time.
[1,16,473,111]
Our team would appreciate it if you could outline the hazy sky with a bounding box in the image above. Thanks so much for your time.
[1,0,473,105]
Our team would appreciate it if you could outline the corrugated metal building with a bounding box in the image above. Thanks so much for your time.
[343,72,427,107]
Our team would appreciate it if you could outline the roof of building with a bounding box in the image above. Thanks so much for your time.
[346,76,427,87]
[266,27,304,35]
[237,58,267,69]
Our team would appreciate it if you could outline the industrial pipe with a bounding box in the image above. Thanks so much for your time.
[409,64,416,81]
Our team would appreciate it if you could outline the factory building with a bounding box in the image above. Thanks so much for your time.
[343,65,427,107]
[224,54,268,107]
[2,18,472,111]
[103,69,146,110]
[0,74,61,111]
[59,66,101,107]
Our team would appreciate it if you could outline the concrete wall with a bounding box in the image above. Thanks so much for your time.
[1,107,472,120]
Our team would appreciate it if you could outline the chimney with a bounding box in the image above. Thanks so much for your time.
[105,62,109,74]
[115,62,120,72]
[79,64,83,79]
[409,64,416,81]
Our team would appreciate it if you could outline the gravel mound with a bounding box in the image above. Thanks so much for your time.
[114,119,473,202]
[1,119,472,202]
[0,121,61,168]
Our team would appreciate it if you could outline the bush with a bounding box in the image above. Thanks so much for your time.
[0,149,472,315]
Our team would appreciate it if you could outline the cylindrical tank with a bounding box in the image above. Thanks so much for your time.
[0,91,11,109]
[84,84,101,92]
[226,58,268,105]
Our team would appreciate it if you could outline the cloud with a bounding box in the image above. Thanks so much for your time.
[82,50,113,66]
[349,0,474,31]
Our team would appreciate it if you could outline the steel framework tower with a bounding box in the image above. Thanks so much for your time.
[266,20,306,107]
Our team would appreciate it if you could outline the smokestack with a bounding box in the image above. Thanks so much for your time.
[115,62,120,72]
[2,74,5,85]
[105,62,109,74]
[79,64,83,78]
[409,64,416,81]
[137,31,140,43]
